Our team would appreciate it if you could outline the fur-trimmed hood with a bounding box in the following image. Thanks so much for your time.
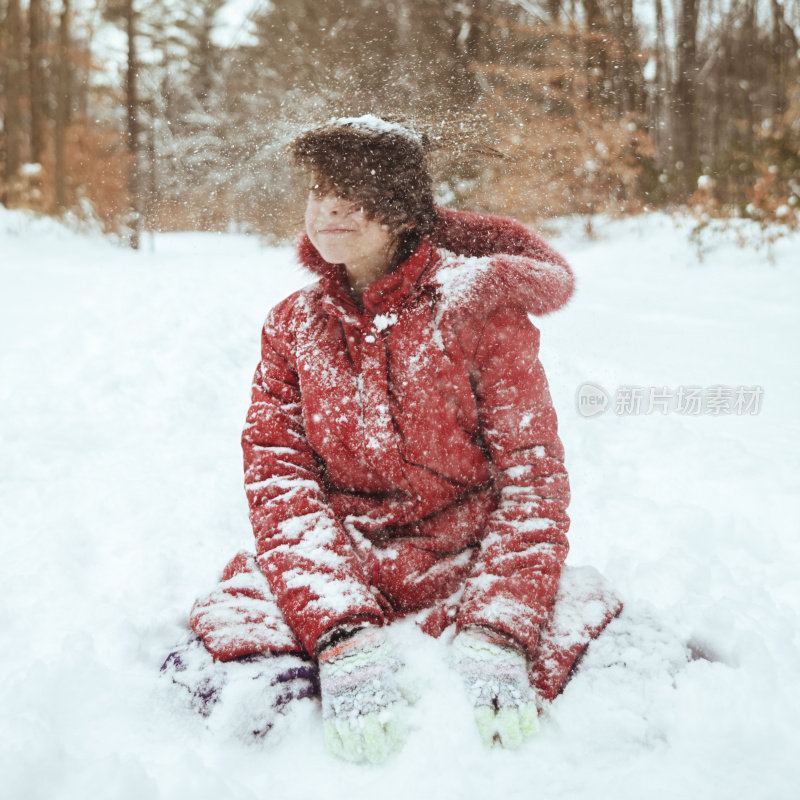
[296,206,574,318]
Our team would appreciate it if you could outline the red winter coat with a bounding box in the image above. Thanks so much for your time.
[232,208,575,659]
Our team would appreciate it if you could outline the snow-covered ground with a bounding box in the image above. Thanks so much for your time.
[1,209,798,799]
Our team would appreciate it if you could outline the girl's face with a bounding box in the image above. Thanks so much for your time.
[304,188,397,296]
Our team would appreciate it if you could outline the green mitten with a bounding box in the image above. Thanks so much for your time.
[318,626,408,763]
[453,628,539,748]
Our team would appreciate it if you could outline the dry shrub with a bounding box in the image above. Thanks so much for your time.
[1,118,129,232]
[436,22,654,225]
[690,80,800,229]
[62,120,130,231]
[149,186,302,238]
[469,101,653,222]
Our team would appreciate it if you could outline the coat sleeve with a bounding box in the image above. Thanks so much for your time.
[455,305,570,658]
[242,300,385,656]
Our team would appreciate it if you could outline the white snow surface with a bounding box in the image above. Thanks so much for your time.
[2,209,798,798]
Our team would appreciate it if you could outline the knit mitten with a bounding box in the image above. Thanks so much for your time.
[452,628,539,748]
[318,626,408,763]
[160,635,320,740]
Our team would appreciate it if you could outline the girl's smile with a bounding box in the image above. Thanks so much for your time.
[305,190,396,296]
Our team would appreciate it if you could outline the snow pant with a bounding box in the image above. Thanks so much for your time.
[185,551,622,704]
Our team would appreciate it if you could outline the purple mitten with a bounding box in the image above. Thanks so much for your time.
[161,636,319,738]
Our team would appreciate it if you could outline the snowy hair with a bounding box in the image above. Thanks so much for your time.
[291,115,438,260]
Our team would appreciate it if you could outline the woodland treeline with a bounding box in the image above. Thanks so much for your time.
[1,0,799,244]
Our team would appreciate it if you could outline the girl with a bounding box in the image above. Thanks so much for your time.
[166,115,621,762]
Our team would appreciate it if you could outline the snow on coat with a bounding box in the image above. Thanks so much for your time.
[190,208,620,693]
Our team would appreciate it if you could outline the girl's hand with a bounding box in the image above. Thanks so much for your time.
[318,626,408,763]
[452,628,539,748]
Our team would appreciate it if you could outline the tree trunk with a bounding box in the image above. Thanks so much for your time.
[674,0,699,197]
[742,0,757,152]
[126,0,140,250]
[711,20,726,162]
[769,0,787,121]
[582,0,605,106]
[653,0,671,171]
[3,0,24,205]
[611,0,640,114]
[55,0,70,211]
[29,0,47,165]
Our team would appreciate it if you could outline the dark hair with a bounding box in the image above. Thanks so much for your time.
[291,116,438,262]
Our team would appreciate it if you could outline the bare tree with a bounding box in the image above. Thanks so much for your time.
[674,0,699,196]
[125,0,140,249]
[769,0,789,119]
[54,0,70,211]
[28,0,47,165]
[610,0,642,114]
[651,0,672,172]
[2,0,24,204]
[3,0,799,226]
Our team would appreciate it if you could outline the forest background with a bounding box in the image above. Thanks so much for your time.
[1,0,799,247]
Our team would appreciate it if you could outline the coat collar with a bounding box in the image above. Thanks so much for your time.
[296,234,439,321]
[296,206,576,323]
